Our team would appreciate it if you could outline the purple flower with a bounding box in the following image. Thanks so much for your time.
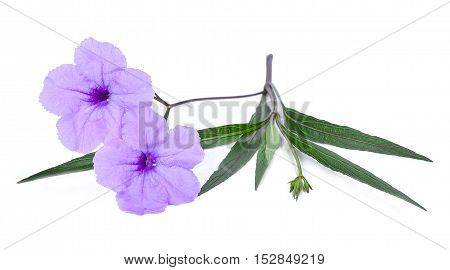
[93,110,205,215]
[40,38,154,153]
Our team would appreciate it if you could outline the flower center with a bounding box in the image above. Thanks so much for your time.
[88,85,110,104]
[136,152,157,172]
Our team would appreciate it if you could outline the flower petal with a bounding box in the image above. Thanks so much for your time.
[74,38,127,83]
[155,126,205,169]
[56,105,108,153]
[116,173,168,215]
[153,165,201,205]
[40,64,94,116]
[121,108,168,151]
[101,103,126,142]
[108,68,154,108]
[94,139,142,192]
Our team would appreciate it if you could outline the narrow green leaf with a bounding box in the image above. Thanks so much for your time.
[265,122,280,161]
[280,124,426,210]
[199,122,267,149]
[250,95,271,124]
[18,121,267,184]
[200,96,271,195]
[284,108,431,162]
[255,128,269,190]
[18,96,272,185]
[18,153,95,184]
[199,131,264,195]
[255,122,281,190]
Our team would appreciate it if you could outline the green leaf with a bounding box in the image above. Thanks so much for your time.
[19,96,271,186]
[199,122,267,149]
[18,153,95,184]
[199,131,265,195]
[280,124,426,210]
[265,122,280,161]
[255,129,269,190]
[200,96,271,195]
[255,122,281,190]
[18,118,270,184]
[250,95,271,124]
[284,108,431,162]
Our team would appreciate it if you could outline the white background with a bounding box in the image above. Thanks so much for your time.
[0,0,449,269]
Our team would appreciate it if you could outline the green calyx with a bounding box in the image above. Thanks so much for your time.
[289,175,312,201]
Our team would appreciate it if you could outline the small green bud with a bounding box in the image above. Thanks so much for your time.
[289,176,312,201]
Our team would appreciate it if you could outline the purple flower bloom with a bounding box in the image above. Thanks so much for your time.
[93,110,205,215]
[40,38,154,153]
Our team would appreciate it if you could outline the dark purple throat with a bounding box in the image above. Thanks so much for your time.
[136,152,158,172]
[88,85,110,104]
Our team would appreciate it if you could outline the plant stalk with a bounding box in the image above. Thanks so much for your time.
[154,54,275,117]
[275,117,303,177]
